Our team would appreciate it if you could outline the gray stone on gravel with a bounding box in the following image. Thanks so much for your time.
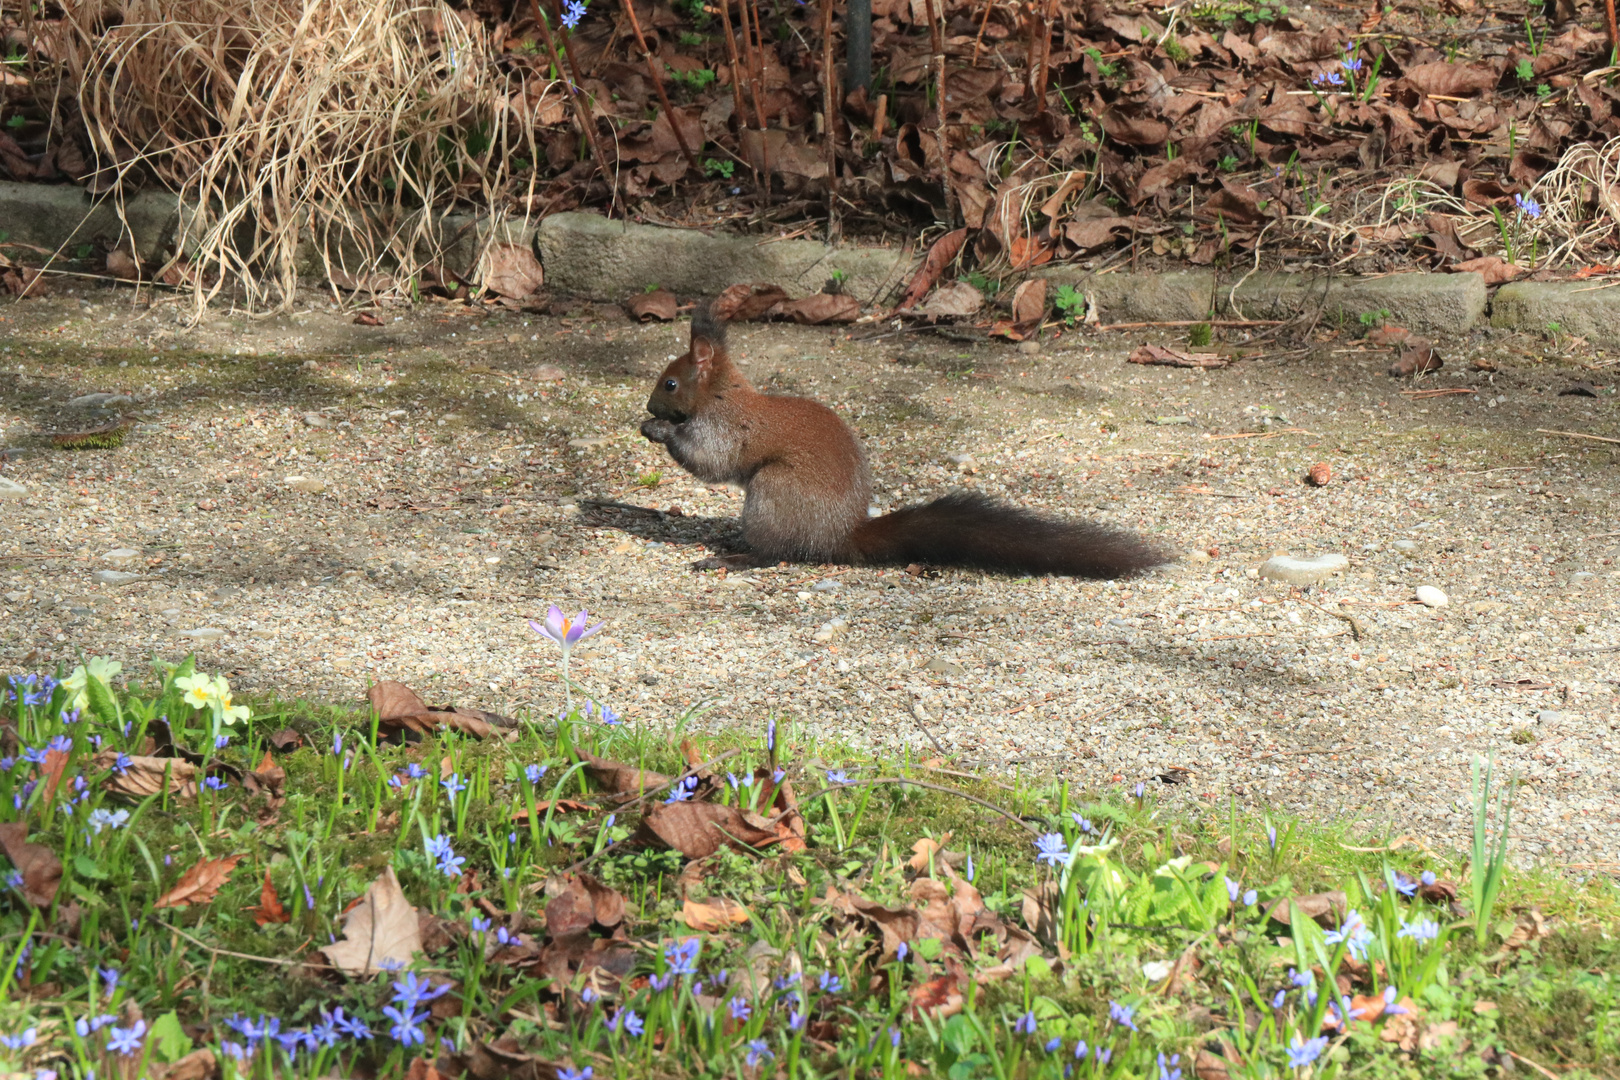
[1491,280,1620,339]
[0,478,25,500]
[1258,553,1349,584]
[92,570,140,585]
[302,412,332,428]
[67,392,133,409]
[568,436,611,449]
[1415,585,1448,608]
[103,548,139,566]
[923,657,965,674]
[179,627,225,641]
[285,476,326,493]
[1220,271,1486,334]
[537,211,911,303]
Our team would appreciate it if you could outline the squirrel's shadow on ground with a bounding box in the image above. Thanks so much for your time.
[580,500,748,557]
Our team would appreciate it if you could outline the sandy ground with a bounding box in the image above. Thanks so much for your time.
[1,283,1616,873]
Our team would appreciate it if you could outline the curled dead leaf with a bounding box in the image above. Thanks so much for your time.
[899,228,968,310]
[249,869,291,926]
[1263,891,1347,929]
[93,749,199,799]
[777,293,861,325]
[712,282,788,322]
[578,749,672,797]
[916,281,983,318]
[0,822,62,909]
[482,242,544,300]
[154,853,245,909]
[1389,344,1443,377]
[544,873,626,937]
[637,800,782,859]
[682,896,752,931]
[626,287,678,322]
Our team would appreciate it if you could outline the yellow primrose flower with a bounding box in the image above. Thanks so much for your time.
[175,674,217,711]
[60,657,123,713]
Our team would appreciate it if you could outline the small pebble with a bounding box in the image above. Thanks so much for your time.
[92,570,140,585]
[533,364,566,382]
[812,618,847,642]
[1393,540,1416,552]
[948,453,978,474]
[812,579,842,592]
[285,476,326,494]
[103,548,139,566]
[923,657,965,675]
[302,412,332,428]
[67,392,132,408]
[1258,554,1348,585]
[0,477,26,500]
[1016,340,1041,356]
[1537,710,1563,724]
[180,627,226,641]
[1415,586,1448,608]
[568,436,611,450]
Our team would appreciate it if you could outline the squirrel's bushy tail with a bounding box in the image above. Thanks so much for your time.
[848,492,1172,578]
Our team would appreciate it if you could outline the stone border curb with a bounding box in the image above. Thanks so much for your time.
[0,187,1590,336]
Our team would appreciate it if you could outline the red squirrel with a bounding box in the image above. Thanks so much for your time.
[638,305,1173,577]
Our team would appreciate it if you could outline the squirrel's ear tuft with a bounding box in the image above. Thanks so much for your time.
[691,336,717,368]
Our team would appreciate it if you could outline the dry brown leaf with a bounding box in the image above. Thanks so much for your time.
[777,293,861,325]
[682,896,752,931]
[1451,256,1529,285]
[154,853,244,909]
[511,799,594,820]
[152,1048,218,1080]
[899,228,968,310]
[908,836,951,871]
[1194,1048,1232,1080]
[1417,1019,1463,1051]
[916,281,983,318]
[368,681,499,740]
[482,243,544,300]
[1009,279,1047,326]
[544,873,626,937]
[0,822,62,909]
[319,866,423,975]
[637,801,781,859]
[404,1056,442,1080]
[268,728,303,752]
[1389,344,1443,377]
[908,972,964,1018]
[1128,344,1228,369]
[93,749,199,799]
[712,282,788,321]
[40,746,70,803]
[1502,906,1547,950]
[578,749,672,797]
[1380,999,1423,1050]
[1402,61,1501,97]
[626,288,678,322]
[249,868,291,926]
[1263,890,1347,929]
[105,249,141,281]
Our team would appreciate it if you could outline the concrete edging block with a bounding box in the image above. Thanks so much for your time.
[0,181,180,264]
[1218,271,1486,335]
[1034,268,1216,324]
[535,211,913,303]
[1489,280,1620,338]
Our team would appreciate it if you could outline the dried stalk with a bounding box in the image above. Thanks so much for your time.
[821,0,840,240]
[922,0,956,225]
[531,0,619,215]
[716,0,762,194]
[617,0,702,177]
[741,0,773,200]
[1032,0,1057,115]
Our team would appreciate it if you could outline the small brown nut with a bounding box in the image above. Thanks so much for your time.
[1306,462,1333,486]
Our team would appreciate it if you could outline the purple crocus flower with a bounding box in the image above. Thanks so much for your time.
[529,606,604,649]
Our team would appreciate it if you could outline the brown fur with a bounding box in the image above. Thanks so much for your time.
[640,305,1174,577]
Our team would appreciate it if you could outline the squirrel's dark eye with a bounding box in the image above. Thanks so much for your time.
[663,378,678,392]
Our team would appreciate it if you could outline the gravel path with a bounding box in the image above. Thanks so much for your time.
[2,287,1616,872]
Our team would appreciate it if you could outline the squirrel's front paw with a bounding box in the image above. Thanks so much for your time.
[640,418,677,443]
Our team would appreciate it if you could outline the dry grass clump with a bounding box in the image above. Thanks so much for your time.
[50,0,558,312]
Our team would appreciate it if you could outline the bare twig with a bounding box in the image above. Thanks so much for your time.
[821,0,840,241]
[155,919,301,967]
[533,0,620,217]
[1537,428,1620,445]
[618,0,702,177]
[921,0,956,225]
